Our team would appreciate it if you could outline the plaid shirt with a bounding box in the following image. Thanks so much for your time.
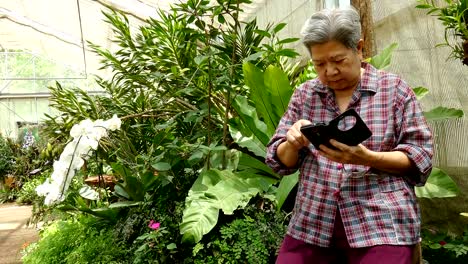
[266,62,433,248]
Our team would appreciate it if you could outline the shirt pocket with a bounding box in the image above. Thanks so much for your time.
[378,175,408,193]
[377,175,419,228]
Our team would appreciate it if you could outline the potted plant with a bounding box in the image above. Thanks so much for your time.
[416,0,468,65]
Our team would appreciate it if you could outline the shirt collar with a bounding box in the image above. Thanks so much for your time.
[311,61,378,94]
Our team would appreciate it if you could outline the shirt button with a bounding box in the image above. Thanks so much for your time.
[337,164,343,170]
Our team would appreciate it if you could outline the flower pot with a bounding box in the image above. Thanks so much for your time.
[84,175,116,190]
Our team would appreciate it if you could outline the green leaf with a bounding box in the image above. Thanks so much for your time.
[423,106,464,121]
[275,172,298,210]
[114,184,130,199]
[180,193,220,244]
[415,167,460,198]
[229,124,267,157]
[276,49,300,57]
[194,55,209,65]
[264,65,294,119]
[217,14,225,24]
[108,201,141,208]
[152,162,172,171]
[254,29,271,38]
[272,23,287,33]
[243,52,264,62]
[278,38,300,45]
[415,4,432,9]
[79,186,99,200]
[368,43,398,69]
[237,153,279,179]
[231,95,272,146]
[180,169,277,243]
[243,62,294,134]
[412,86,429,100]
[166,243,177,250]
[243,62,276,131]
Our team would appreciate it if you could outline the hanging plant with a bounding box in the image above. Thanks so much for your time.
[416,0,468,65]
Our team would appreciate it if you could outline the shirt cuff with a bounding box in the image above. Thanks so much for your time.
[393,144,432,186]
[266,138,306,176]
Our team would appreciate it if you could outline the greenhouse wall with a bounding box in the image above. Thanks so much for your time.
[373,0,468,234]
[247,0,320,58]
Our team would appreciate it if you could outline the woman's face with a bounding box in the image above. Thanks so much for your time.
[309,40,363,92]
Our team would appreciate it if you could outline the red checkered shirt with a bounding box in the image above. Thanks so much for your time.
[266,62,433,248]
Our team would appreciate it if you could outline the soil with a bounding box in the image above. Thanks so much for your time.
[0,203,38,264]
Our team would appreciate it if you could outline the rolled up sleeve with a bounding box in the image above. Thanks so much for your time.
[393,82,433,186]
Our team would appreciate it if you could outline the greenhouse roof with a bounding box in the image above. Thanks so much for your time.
[0,0,265,81]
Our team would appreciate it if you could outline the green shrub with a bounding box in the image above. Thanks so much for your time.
[22,215,127,264]
[421,227,468,263]
[193,201,287,264]
[16,176,46,204]
[0,134,14,180]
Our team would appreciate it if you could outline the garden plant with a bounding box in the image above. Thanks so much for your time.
[0,0,464,263]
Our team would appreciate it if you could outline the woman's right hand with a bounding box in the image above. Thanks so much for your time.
[285,119,312,151]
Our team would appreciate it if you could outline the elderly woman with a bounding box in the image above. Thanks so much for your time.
[266,7,433,264]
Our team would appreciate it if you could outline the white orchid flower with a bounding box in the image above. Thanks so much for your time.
[105,114,122,131]
[36,115,122,206]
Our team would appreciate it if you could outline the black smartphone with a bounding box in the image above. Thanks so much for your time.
[300,109,372,149]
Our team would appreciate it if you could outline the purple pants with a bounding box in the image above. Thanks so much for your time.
[276,211,415,264]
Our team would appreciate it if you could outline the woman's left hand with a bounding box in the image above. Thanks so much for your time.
[318,139,380,166]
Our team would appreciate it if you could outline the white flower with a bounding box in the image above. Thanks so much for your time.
[52,160,69,175]
[70,123,85,138]
[36,115,121,205]
[79,136,99,150]
[105,115,121,131]
[35,179,52,196]
[36,179,63,206]
[92,119,107,134]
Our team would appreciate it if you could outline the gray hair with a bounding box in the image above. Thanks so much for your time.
[301,7,361,52]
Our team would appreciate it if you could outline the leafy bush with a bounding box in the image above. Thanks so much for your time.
[16,175,47,204]
[0,134,14,180]
[116,198,193,263]
[22,215,127,264]
[193,200,287,263]
[421,227,468,263]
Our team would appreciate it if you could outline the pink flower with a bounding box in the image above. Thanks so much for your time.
[148,220,160,230]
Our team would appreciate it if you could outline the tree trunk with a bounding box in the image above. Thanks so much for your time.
[351,0,375,58]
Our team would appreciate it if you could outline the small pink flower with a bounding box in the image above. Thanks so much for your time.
[148,220,160,230]
[439,240,447,246]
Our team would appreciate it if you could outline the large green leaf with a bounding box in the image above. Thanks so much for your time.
[231,95,273,146]
[423,106,464,121]
[367,43,398,69]
[180,169,277,244]
[415,167,460,198]
[243,62,276,131]
[264,64,294,120]
[412,87,429,100]
[180,192,220,244]
[243,62,294,133]
[237,153,279,179]
[275,172,298,211]
[229,125,267,157]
